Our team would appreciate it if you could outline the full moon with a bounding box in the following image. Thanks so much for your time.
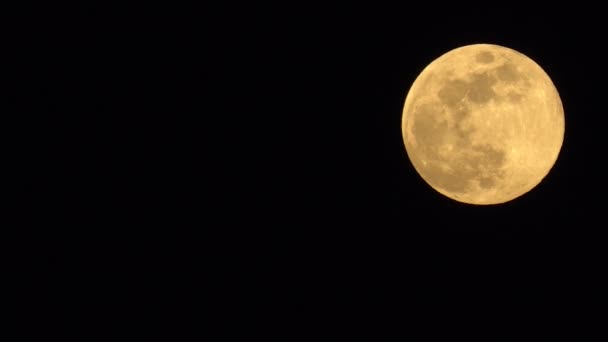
[402,44,564,205]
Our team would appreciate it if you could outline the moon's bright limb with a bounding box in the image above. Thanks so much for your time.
[402,44,564,205]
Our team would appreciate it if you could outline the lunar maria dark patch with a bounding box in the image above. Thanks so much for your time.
[437,79,468,107]
[495,63,520,82]
[476,51,494,64]
[412,103,449,154]
[467,73,497,103]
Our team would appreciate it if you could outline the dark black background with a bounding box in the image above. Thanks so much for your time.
[22,3,606,338]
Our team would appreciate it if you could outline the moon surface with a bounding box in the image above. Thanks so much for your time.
[402,44,564,205]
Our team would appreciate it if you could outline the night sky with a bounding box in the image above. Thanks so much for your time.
[26,4,606,338]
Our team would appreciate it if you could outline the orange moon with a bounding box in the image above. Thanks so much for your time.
[402,44,565,205]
